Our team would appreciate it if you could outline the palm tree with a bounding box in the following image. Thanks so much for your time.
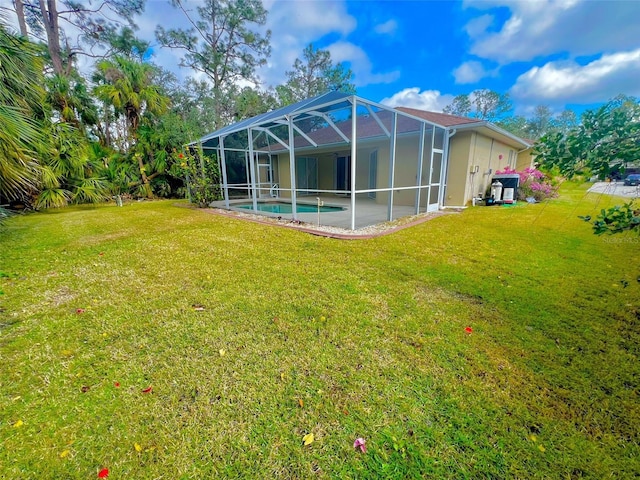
[94,56,169,197]
[0,19,46,203]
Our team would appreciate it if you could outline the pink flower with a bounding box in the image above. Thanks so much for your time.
[354,437,366,453]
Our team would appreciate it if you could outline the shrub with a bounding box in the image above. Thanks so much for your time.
[496,166,558,201]
[172,146,222,207]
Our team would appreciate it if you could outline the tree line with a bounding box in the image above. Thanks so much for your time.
[0,0,355,210]
[1,0,638,231]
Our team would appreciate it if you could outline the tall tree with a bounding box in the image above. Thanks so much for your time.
[526,105,554,139]
[443,89,512,122]
[497,115,529,138]
[471,89,512,121]
[555,109,578,134]
[442,94,471,117]
[156,0,271,128]
[93,56,169,197]
[12,0,144,76]
[276,43,356,106]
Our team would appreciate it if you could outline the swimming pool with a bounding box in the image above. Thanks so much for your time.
[235,201,345,214]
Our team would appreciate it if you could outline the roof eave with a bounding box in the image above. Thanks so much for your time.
[451,122,531,149]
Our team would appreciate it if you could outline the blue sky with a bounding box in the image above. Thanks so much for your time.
[3,0,640,116]
[139,0,640,115]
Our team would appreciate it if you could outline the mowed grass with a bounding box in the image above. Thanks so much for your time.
[1,183,638,479]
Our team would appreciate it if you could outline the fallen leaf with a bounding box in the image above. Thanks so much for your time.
[298,398,304,408]
[99,252,104,256]
[98,468,109,478]
[219,349,226,356]
[192,304,205,311]
[114,382,120,388]
[280,372,285,381]
[60,450,70,458]
[354,437,366,453]
[134,443,142,452]
[302,433,315,446]
[81,386,90,393]
[76,308,85,314]
[538,444,546,452]
[464,326,473,334]
[13,420,23,428]
[529,434,537,442]
[142,386,153,394]
[61,350,73,357]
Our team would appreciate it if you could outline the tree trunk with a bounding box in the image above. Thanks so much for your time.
[15,0,28,37]
[136,153,153,198]
[38,0,65,75]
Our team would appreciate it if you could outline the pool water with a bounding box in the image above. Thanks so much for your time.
[236,201,344,214]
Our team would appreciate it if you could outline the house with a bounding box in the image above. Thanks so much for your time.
[193,92,532,230]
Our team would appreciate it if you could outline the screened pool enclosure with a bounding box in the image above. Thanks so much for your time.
[192,92,450,230]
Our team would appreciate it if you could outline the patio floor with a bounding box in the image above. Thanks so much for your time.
[210,195,423,230]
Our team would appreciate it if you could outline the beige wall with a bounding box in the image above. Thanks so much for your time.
[444,131,523,206]
[273,129,528,209]
[516,149,534,171]
[444,131,473,206]
[274,135,438,208]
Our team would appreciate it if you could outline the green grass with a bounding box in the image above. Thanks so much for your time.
[1,183,638,479]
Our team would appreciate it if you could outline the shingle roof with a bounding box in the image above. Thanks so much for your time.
[395,107,478,127]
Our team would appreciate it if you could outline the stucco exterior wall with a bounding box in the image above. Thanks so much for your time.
[269,134,440,208]
[444,131,473,206]
[516,149,534,171]
[444,131,523,206]
[264,128,527,208]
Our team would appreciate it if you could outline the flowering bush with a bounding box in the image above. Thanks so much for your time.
[495,166,558,201]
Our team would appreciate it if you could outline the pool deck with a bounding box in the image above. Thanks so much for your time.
[210,195,424,230]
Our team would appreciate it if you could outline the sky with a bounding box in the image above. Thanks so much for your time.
[4,0,640,116]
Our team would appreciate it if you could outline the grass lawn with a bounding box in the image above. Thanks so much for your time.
[1,183,639,479]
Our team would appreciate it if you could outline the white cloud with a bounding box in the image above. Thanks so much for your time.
[264,0,356,37]
[464,0,640,63]
[380,88,454,112]
[328,41,400,87]
[374,19,398,35]
[510,49,640,104]
[258,0,359,87]
[453,60,494,84]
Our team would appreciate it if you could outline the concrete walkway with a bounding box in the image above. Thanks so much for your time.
[587,182,639,198]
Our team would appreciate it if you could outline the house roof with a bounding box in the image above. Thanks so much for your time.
[397,106,532,150]
[194,91,449,149]
[193,91,531,152]
[395,107,478,127]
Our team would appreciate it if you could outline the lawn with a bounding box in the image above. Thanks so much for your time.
[1,183,638,479]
